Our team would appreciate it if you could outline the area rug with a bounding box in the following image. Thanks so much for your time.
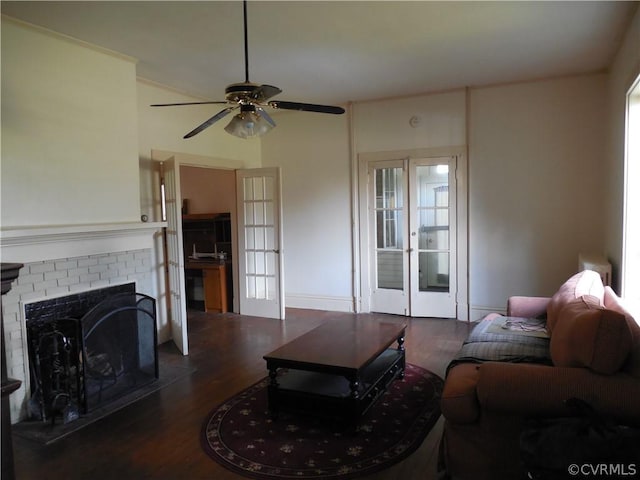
[201,363,443,479]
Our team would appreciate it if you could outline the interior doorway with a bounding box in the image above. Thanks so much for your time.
[180,166,237,314]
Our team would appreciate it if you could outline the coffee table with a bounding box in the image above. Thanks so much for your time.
[263,318,406,424]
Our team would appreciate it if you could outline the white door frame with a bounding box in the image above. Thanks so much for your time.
[357,146,469,320]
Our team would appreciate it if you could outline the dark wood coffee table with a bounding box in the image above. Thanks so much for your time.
[263,318,406,424]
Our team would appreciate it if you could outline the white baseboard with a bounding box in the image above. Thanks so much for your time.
[285,293,355,313]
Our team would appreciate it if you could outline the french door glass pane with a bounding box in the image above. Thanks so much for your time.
[243,176,276,300]
[419,252,450,292]
[377,251,404,290]
[416,164,450,293]
[374,166,404,290]
[419,227,449,250]
[376,210,404,249]
[375,167,404,209]
[245,203,254,225]
[255,276,266,298]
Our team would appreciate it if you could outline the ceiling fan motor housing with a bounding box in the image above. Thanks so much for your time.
[225,82,261,103]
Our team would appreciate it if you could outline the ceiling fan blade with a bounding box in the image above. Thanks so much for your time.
[268,101,345,115]
[150,101,228,107]
[184,106,237,139]
[252,84,282,102]
[256,106,276,127]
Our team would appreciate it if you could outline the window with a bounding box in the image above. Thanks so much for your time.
[375,167,403,249]
[623,74,640,308]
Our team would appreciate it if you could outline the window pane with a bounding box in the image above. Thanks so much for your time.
[255,252,265,275]
[246,251,255,274]
[375,167,403,209]
[264,177,274,201]
[247,275,256,298]
[254,178,264,201]
[255,228,265,250]
[244,178,254,201]
[419,227,449,250]
[377,250,403,290]
[255,276,266,299]
[244,203,255,226]
[376,210,403,249]
[266,252,275,276]
[419,252,449,292]
[267,277,276,300]
[265,227,275,250]
[265,201,274,225]
[255,201,265,225]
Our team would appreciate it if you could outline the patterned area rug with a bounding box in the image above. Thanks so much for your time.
[201,363,443,479]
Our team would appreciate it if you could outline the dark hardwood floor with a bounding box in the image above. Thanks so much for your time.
[12,309,471,480]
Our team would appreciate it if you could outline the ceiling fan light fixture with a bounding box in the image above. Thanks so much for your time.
[224,104,273,139]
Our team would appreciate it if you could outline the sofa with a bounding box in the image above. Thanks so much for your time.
[439,270,640,480]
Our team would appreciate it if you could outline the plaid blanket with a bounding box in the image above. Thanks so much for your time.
[447,316,552,375]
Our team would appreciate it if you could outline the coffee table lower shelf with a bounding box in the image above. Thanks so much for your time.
[267,348,405,425]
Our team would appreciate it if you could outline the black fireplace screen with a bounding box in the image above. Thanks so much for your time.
[26,289,158,423]
[81,293,157,412]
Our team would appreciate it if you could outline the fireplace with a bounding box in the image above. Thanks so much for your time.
[25,284,158,424]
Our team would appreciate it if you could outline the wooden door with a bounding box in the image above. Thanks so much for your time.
[161,158,189,354]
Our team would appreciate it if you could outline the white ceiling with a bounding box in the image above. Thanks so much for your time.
[2,1,637,106]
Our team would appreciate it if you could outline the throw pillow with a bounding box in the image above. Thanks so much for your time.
[550,296,633,375]
[546,270,604,334]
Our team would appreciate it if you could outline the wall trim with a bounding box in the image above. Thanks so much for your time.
[2,14,138,64]
[285,293,355,313]
[469,305,506,322]
[0,222,166,263]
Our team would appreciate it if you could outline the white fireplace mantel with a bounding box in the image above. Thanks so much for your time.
[0,221,166,264]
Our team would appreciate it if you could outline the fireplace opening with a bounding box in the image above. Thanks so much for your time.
[25,284,158,424]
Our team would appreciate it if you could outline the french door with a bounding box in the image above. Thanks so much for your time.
[236,168,285,319]
[368,156,457,318]
[161,157,189,354]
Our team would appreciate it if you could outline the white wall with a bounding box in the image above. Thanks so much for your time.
[262,82,608,320]
[180,166,236,215]
[1,18,140,227]
[468,75,607,316]
[605,7,640,290]
[354,90,466,152]
[261,111,353,311]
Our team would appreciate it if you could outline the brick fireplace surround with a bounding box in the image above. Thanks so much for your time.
[0,222,165,423]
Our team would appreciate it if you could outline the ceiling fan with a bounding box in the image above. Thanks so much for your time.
[151,1,345,139]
